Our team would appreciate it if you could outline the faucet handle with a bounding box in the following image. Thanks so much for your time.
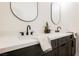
[57,26,61,30]
[30,31,33,35]
[55,26,61,32]
[20,32,24,36]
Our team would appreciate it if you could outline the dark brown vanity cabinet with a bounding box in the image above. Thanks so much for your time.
[0,35,76,56]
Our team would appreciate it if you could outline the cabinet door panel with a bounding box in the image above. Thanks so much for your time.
[57,41,72,56]
[65,41,72,56]
[57,43,66,56]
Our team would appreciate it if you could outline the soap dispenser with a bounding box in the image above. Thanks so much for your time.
[44,22,51,33]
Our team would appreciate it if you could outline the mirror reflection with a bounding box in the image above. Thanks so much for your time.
[10,2,38,22]
[50,2,61,25]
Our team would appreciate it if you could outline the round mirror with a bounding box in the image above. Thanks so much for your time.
[50,2,61,25]
[10,2,38,22]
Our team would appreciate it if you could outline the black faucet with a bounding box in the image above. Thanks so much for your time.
[55,26,61,32]
[26,25,31,35]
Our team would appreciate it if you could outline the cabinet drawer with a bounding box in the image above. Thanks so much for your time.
[65,35,73,42]
[57,35,72,46]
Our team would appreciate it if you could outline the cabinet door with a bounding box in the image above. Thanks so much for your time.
[57,43,66,56]
[65,41,72,56]
[57,41,72,56]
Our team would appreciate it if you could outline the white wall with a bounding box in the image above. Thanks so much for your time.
[61,2,79,32]
[61,2,79,52]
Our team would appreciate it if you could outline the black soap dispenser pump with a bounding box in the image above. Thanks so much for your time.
[44,22,51,33]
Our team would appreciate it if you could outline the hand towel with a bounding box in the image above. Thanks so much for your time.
[72,32,78,39]
[37,34,52,53]
[67,32,78,39]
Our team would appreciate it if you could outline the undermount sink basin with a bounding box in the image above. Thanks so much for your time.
[18,34,38,40]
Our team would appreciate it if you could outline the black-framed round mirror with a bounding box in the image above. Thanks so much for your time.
[10,2,38,22]
[50,2,61,25]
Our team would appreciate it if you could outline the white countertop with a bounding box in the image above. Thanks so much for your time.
[0,32,72,54]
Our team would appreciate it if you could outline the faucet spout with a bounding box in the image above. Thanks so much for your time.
[57,26,61,31]
[55,26,61,32]
[26,25,31,35]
